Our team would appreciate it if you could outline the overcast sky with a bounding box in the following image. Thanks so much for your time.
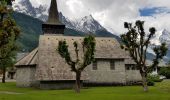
[16,0,170,35]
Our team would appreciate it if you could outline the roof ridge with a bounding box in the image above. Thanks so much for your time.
[28,49,38,65]
[16,53,30,64]
[15,48,38,66]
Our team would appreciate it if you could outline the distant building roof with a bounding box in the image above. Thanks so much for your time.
[124,57,167,67]
[146,60,167,67]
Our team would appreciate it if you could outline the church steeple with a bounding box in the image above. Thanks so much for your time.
[42,0,65,35]
[46,0,61,24]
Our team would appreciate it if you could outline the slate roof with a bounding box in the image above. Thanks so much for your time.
[15,48,38,67]
[125,58,136,65]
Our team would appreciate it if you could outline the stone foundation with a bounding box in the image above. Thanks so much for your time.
[39,81,79,89]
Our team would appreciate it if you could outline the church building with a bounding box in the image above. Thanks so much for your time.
[15,0,142,89]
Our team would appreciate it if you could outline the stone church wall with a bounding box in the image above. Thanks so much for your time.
[126,70,142,83]
[16,60,142,88]
[85,59,126,85]
[16,66,39,87]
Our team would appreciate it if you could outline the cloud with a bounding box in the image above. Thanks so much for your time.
[58,0,170,35]
[16,0,170,35]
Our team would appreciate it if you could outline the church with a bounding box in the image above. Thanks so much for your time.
[15,0,142,89]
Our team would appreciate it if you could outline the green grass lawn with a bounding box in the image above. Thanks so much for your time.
[0,80,170,100]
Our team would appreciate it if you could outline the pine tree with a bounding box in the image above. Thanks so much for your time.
[0,0,20,83]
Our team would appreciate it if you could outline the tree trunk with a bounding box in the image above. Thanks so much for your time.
[141,73,148,92]
[2,67,6,83]
[75,71,81,93]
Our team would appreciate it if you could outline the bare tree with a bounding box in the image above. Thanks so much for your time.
[58,35,96,93]
[121,20,168,92]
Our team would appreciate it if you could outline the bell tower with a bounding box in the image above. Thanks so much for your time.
[42,0,65,35]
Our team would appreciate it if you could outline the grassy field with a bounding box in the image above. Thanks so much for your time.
[0,80,170,100]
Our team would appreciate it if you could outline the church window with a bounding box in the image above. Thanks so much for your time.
[110,60,115,70]
[125,65,130,70]
[93,61,97,70]
[132,65,136,70]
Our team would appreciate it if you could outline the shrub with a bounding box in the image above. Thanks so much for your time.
[159,67,170,79]
[147,80,155,86]
[147,74,163,82]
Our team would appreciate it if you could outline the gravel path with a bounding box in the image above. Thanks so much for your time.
[0,78,16,82]
[0,91,23,95]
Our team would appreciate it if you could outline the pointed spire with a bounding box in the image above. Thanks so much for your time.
[42,0,65,35]
[46,0,61,24]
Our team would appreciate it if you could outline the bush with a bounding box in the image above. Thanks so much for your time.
[159,67,170,79]
[147,80,155,86]
[147,74,163,82]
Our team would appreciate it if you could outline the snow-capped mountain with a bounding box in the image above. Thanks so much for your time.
[149,29,170,62]
[58,12,75,30]
[159,29,170,47]
[58,13,105,33]
[149,29,170,48]
[159,29,170,62]
[12,0,48,21]
[72,15,105,33]
[12,0,106,33]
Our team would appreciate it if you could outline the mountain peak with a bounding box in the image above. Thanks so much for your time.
[82,15,95,22]
[162,29,170,35]
[73,14,105,33]
[13,1,106,33]
[83,14,94,20]
[159,29,170,46]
